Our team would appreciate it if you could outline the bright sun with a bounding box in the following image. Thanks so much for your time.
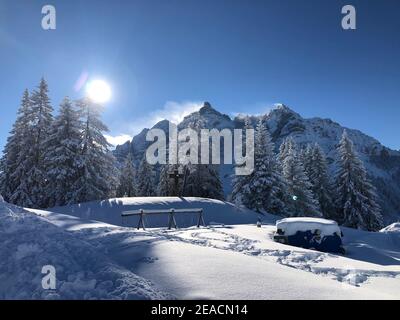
[86,80,111,103]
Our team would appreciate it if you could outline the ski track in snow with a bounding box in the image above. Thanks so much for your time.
[87,225,400,287]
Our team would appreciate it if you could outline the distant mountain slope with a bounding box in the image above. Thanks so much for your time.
[114,103,400,223]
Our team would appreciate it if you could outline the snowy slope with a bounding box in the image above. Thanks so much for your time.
[0,199,170,299]
[50,197,260,228]
[123,230,400,299]
[114,102,400,222]
[43,197,400,299]
[3,196,399,299]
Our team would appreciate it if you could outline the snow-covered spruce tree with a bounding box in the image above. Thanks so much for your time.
[71,97,117,203]
[300,143,335,219]
[240,119,288,214]
[278,137,295,164]
[231,116,253,204]
[158,163,183,196]
[183,163,223,200]
[117,152,137,197]
[309,143,335,219]
[282,140,321,217]
[206,165,224,200]
[0,157,6,199]
[44,97,82,207]
[301,144,314,179]
[0,89,33,205]
[334,130,383,231]
[185,163,224,200]
[182,120,224,200]
[158,164,172,196]
[24,78,54,208]
[136,155,156,196]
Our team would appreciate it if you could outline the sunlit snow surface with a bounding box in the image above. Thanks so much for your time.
[1,197,399,299]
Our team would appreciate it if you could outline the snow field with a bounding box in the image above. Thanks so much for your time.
[0,202,171,299]
[2,196,400,299]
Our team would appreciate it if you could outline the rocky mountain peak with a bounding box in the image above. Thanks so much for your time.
[199,101,220,115]
[267,103,301,118]
[179,101,233,130]
[153,119,170,131]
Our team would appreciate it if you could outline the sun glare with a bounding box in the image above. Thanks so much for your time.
[86,79,111,103]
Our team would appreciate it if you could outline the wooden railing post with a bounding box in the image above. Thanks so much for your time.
[172,209,177,229]
[168,208,177,229]
[137,209,145,230]
[197,209,201,228]
[197,209,206,227]
[168,209,172,230]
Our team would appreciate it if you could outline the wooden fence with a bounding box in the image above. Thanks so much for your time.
[121,208,206,230]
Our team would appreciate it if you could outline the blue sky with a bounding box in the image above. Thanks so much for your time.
[0,0,399,150]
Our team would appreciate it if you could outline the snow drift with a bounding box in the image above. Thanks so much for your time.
[2,195,400,299]
[0,199,170,299]
[50,197,260,228]
[380,222,400,233]
[36,204,400,299]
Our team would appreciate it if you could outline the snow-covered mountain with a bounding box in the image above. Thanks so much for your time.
[114,103,400,222]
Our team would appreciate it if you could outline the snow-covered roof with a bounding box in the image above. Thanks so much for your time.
[276,217,341,237]
[380,222,400,233]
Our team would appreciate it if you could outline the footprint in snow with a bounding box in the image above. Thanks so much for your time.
[136,256,159,264]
